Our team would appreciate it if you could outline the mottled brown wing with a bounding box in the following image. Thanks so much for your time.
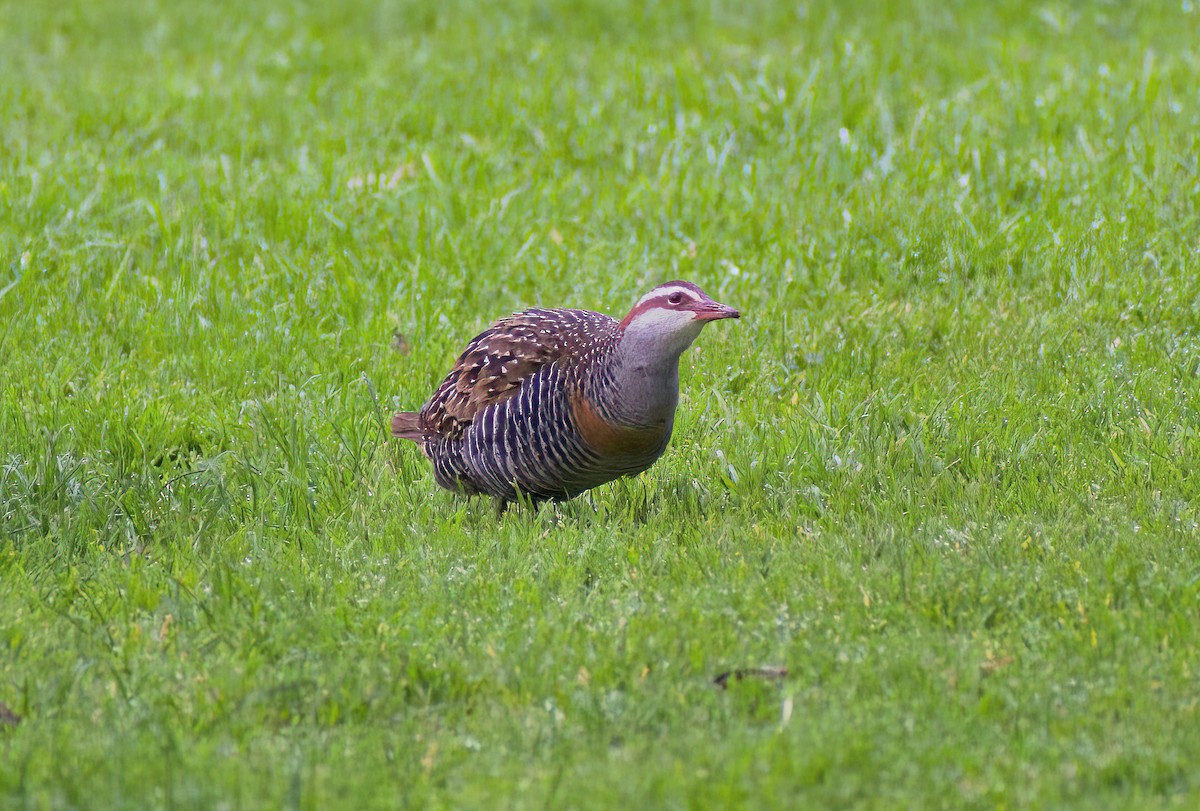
[419,308,618,440]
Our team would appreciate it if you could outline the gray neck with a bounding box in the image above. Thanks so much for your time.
[598,318,704,428]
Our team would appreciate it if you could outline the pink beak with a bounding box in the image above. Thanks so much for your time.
[694,300,741,322]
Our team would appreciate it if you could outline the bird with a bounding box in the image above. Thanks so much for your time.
[391,280,739,508]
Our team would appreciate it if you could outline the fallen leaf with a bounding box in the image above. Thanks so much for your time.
[0,703,21,730]
[980,655,1015,675]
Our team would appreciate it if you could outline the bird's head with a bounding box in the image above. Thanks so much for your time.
[618,281,739,358]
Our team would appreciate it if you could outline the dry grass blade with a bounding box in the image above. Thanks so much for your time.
[713,666,789,690]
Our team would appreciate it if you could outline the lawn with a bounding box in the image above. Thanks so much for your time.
[3,0,1200,807]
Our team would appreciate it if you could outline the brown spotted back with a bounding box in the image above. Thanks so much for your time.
[419,308,619,441]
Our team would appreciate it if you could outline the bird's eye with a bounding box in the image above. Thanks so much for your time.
[667,292,684,305]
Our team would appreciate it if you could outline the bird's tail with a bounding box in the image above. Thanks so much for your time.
[391,411,425,442]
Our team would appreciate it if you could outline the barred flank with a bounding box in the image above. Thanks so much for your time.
[402,307,672,504]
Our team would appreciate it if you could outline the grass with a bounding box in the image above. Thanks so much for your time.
[3,0,1200,806]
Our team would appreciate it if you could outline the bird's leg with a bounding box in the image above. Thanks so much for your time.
[493,496,511,518]
[507,486,542,517]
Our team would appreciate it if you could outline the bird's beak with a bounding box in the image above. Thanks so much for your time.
[695,301,740,322]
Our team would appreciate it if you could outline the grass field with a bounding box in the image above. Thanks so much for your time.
[3,0,1200,807]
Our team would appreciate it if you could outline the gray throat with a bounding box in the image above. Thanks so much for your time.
[598,331,691,429]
